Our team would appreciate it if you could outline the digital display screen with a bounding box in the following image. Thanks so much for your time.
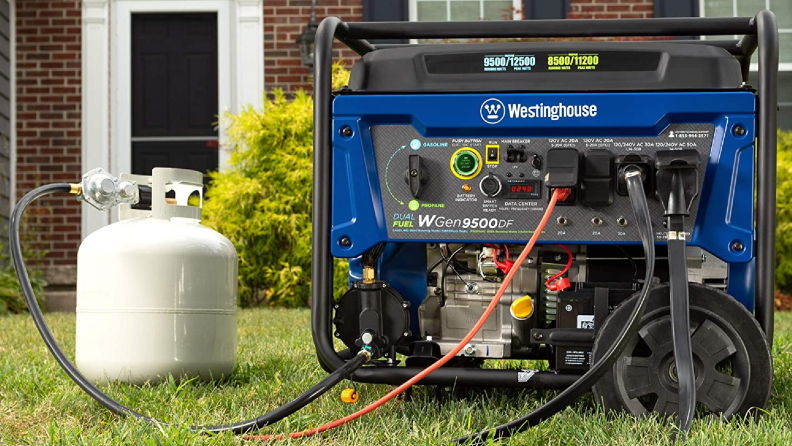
[510,184,533,194]
[424,51,661,75]
[505,180,541,199]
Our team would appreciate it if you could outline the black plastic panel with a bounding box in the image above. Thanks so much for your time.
[347,42,743,93]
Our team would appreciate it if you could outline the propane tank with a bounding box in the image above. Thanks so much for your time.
[76,168,238,384]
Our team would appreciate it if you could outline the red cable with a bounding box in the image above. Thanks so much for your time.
[245,188,564,442]
[545,244,573,292]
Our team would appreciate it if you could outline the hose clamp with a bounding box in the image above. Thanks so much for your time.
[358,347,373,363]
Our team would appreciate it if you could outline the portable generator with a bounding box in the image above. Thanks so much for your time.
[10,11,779,444]
[311,11,780,440]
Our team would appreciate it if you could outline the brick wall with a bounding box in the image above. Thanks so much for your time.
[16,0,82,268]
[264,0,363,94]
[568,0,654,19]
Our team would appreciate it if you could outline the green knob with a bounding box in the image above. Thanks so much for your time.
[453,150,479,177]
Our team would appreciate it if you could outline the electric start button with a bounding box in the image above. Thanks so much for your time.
[450,148,483,179]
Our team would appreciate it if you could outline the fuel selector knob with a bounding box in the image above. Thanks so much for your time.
[479,173,503,197]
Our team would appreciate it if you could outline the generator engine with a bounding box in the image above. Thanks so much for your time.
[418,244,726,368]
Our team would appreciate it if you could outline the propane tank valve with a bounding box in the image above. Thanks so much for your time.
[76,168,140,211]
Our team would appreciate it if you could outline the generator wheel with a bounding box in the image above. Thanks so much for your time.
[592,283,772,419]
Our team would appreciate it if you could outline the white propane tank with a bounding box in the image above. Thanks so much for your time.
[76,168,238,384]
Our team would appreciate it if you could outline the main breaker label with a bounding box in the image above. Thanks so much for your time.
[373,124,716,242]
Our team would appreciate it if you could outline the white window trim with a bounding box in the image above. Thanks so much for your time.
[698,0,792,71]
[408,0,523,22]
[82,0,264,237]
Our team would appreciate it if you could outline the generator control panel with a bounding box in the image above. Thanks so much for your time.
[330,92,756,264]
[374,124,711,244]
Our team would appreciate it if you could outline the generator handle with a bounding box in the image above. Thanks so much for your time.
[342,16,753,40]
[311,12,779,375]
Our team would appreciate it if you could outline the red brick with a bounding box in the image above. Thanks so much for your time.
[16,0,82,267]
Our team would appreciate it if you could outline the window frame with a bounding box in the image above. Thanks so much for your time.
[408,0,523,22]
[699,0,792,71]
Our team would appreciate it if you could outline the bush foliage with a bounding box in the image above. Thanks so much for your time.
[0,243,46,315]
[776,130,792,293]
[202,64,350,307]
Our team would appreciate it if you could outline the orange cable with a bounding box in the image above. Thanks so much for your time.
[245,188,563,441]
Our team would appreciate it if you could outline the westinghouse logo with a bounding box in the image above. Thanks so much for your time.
[480,99,598,123]
[480,98,505,124]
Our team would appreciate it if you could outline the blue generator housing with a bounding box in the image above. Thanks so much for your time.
[311,15,778,421]
[333,91,757,320]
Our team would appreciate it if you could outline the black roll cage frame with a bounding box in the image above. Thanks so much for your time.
[311,12,779,387]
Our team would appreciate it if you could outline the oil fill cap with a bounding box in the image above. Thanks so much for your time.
[510,295,534,320]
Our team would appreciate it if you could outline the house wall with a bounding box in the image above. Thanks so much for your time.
[0,0,11,245]
[568,0,654,19]
[264,0,363,93]
[15,1,82,278]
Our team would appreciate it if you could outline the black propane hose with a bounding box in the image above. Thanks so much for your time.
[452,167,656,444]
[10,183,370,435]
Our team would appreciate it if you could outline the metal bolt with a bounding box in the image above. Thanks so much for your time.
[465,282,479,294]
[334,332,341,338]
[410,169,418,177]
[403,331,410,337]
[733,125,746,136]
[732,241,744,252]
[434,288,443,296]
[532,332,543,340]
[333,304,339,310]
[669,362,678,383]
[339,237,351,247]
[402,302,409,308]
[464,344,477,355]
[341,126,353,137]
[361,332,374,345]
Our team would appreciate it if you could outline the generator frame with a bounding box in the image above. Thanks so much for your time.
[310,12,779,388]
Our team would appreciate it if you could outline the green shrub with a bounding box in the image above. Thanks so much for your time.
[0,242,46,315]
[203,65,350,307]
[777,130,792,293]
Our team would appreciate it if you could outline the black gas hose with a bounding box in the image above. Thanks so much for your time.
[10,183,369,435]
[452,167,656,444]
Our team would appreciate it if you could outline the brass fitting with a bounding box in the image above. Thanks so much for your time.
[362,266,376,284]
[69,183,82,195]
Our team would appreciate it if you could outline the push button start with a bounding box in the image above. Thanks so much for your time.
[451,148,482,180]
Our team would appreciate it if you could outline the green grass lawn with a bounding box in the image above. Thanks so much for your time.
[2,309,792,445]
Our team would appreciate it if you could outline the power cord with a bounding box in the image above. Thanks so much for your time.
[451,167,656,444]
[655,150,701,441]
[10,183,370,435]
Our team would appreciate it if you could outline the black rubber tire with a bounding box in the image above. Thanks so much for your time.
[592,283,772,419]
